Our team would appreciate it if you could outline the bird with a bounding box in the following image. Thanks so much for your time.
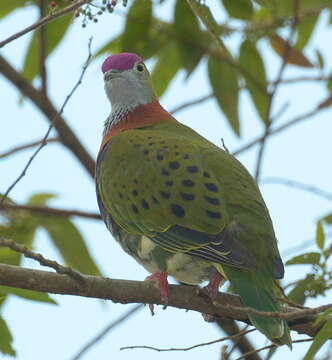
[95,52,292,347]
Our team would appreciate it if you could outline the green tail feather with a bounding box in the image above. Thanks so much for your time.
[217,264,292,348]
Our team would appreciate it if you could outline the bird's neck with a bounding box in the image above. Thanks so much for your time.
[101,100,172,149]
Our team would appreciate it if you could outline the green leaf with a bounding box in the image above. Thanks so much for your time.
[121,0,152,55]
[239,39,269,124]
[314,306,332,326]
[40,216,101,276]
[221,0,253,20]
[151,44,181,97]
[27,192,57,206]
[208,55,240,136]
[0,316,15,356]
[96,18,172,61]
[316,221,325,250]
[296,14,319,50]
[22,13,72,81]
[321,213,332,224]
[287,275,314,304]
[0,286,57,304]
[174,0,205,75]
[286,252,321,265]
[303,318,332,360]
[0,0,28,19]
[95,35,121,58]
[315,49,324,69]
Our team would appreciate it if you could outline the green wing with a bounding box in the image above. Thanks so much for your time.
[97,125,264,270]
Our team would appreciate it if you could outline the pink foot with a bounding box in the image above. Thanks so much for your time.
[145,271,169,314]
[204,272,223,300]
[201,272,223,322]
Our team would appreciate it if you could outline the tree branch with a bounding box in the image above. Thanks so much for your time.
[0,238,84,283]
[0,203,101,220]
[0,204,101,220]
[0,52,95,179]
[0,263,330,339]
[0,0,91,49]
[232,95,332,156]
[254,0,299,180]
[0,138,58,159]
[70,304,143,360]
[261,177,332,202]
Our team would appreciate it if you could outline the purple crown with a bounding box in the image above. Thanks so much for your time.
[102,53,143,73]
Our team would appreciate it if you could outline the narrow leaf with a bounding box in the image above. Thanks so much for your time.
[0,0,27,19]
[321,213,332,224]
[174,0,205,75]
[0,286,57,304]
[287,275,314,304]
[208,55,240,136]
[315,49,324,69]
[269,35,313,68]
[22,13,72,81]
[303,318,332,360]
[121,0,152,55]
[314,306,332,326]
[239,39,269,124]
[0,316,15,356]
[296,14,319,50]
[286,252,321,265]
[27,192,57,206]
[316,221,325,250]
[41,216,101,276]
[221,0,253,20]
[151,45,181,97]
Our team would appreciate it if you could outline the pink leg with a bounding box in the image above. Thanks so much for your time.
[145,272,169,314]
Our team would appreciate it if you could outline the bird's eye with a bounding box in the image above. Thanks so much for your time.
[136,64,144,72]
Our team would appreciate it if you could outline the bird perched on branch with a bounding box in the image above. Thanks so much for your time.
[95,52,291,347]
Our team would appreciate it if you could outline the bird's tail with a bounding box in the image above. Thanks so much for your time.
[216,264,292,348]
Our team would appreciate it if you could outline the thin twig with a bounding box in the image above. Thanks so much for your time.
[222,325,251,360]
[170,94,213,115]
[232,96,332,156]
[221,302,332,320]
[261,177,332,202]
[0,204,101,220]
[254,0,300,181]
[120,329,255,352]
[0,0,91,48]
[0,55,95,177]
[39,0,47,98]
[277,297,308,309]
[234,338,313,360]
[71,305,143,360]
[0,238,84,283]
[0,38,93,206]
[0,138,58,159]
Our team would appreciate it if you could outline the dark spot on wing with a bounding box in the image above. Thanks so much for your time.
[180,192,195,201]
[205,183,218,192]
[206,210,221,219]
[160,191,171,199]
[171,204,185,218]
[204,196,220,205]
[182,179,195,187]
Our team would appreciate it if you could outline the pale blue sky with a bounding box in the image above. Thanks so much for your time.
[1,2,332,360]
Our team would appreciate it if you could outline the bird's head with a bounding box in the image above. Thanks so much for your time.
[102,53,156,111]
